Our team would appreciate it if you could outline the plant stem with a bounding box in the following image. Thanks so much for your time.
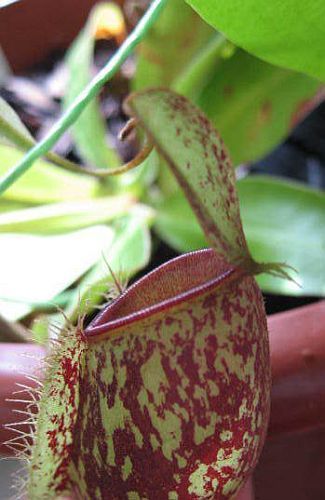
[0,0,168,195]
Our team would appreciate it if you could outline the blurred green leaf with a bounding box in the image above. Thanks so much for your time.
[155,192,206,252]
[0,225,114,321]
[239,176,325,296]
[67,206,153,320]
[161,42,319,193]
[186,0,325,80]
[155,176,325,297]
[0,144,98,203]
[134,0,213,90]
[0,199,28,212]
[0,194,134,234]
[173,34,228,101]
[196,50,320,165]
[159,47,320,193]
[63,3,121,168]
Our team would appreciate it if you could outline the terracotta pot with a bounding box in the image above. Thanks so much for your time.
[255,427,325,500]
[0,0,124,73]
[268,300,325,436]
[254,300,325,500]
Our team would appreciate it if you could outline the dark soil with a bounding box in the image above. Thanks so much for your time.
[0,41,136,164]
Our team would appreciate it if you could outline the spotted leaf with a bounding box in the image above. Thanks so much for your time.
[126,88,253,269]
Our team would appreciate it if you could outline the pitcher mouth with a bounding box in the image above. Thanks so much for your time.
[84,248,241,340]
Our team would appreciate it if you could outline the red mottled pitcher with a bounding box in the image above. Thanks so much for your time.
[12,90,276,499]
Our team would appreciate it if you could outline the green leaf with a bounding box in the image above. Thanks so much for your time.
[0,144,97,203]
[135,7,320,179]
[186,0,325,81]
[195,49,320,165]
[155,192,206,252]
[63,3,121,168]
[161,44,320,188]
[0,195,134,234]
[238,176,325,297]
[155,176,325,297]
[134,0,213,90]
[66,207,153,320]
[0,225,114,321]
[173,34,229,101]
[0,199,29,213]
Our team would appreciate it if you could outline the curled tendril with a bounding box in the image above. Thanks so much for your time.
[54,118,153,178]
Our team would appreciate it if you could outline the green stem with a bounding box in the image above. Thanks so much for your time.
[0,0,168,195]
